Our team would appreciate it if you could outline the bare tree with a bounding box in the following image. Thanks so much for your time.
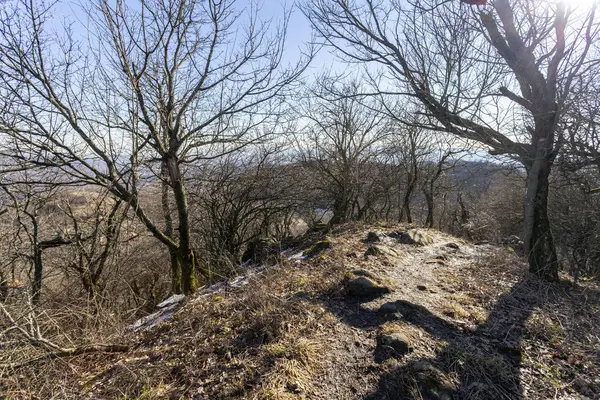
[420,135,468,228]
[296,79,390,225]
[0,171,74,304]
[0,0,310,294]
[385,121,431,224]
[190,145,299,278]
[303,0,600,280]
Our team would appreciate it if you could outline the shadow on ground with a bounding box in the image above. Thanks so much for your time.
[317,275,570,400]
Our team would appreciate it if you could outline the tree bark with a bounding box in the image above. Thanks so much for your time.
[523,152,559,281]
[399,176,415,224]
[32,246,42,305]
[423,188,435,228]
[330,190,350,225]
[167,156,197,294]
[161,164,182,294]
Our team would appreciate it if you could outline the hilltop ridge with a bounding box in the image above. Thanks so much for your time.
[4,223,600,399]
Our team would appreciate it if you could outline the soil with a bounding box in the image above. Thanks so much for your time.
[3,223,599,399]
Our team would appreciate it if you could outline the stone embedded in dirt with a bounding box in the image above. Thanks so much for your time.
[364,246,381,256]
[365,231,380,242]
[444,242,460,250]
[242,236,278,263]
[302,238,331,257]
[364,244,398,258]
[442,309,455,318]
[379,301,402,314]
[377,332,413,355]
[412,361,456,400]
[377,302,404,320]
[417,285,427,291]
[390,229,433,246]
[425,258,446,266]
[286,381,303,394]
[412,360,434,372]
[351,269,376,278]
[346,277,391,297]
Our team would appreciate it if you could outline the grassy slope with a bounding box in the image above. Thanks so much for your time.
[3,223,600,399]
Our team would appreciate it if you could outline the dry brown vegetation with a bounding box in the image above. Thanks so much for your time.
[2,222,598,399]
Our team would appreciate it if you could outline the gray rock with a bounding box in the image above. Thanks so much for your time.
[365,231,381,242]
[379,301,401,314]
[378,301,405,320]
[347,277,391,297]
[390,229,433,246]
[412,361,456,400]
[378,332,413,355]
[302,239,331,257]
[364,245,398,257]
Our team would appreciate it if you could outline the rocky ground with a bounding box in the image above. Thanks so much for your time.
[2,223,599,399]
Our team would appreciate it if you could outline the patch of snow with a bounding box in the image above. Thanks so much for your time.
[156,294,185,308]
[129,303,179,332]
[229,276,249,288]
[286,251,306,260]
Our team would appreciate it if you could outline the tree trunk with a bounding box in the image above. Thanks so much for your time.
[161,164,182,294]
[330,192,350,225]
[400,188,413,223]
[32,246,42,304]
[523,153,559,281]
[423,188,434,228]
[169,249,182,294]
[167,157,197,294]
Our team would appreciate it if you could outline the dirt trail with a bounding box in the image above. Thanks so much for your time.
[5,223,599,399]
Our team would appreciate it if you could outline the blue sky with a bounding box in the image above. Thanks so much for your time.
[48,0,341,77]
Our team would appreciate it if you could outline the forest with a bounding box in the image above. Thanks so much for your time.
[0,0,599,398]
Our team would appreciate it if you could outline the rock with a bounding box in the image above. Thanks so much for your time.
[417,285,427,291]
[413,360,436,372]
[502,235,521,245]
[502,235,524,252]
[351,269,376,278]
[442,309,455,318]
[364,245,398,257]
[364,246,381,256]
[379,301,402,314]
[302,239,331,257]
[412,361,456,400]
[365,231,381,243]
[378,332,413,355]
[377,301,405,320]
[444,242,460,250]
[242,236,278,262]
[390,229,433,246]
[346,277,391,297]
[425,259,446,266]
[286,381,303,394]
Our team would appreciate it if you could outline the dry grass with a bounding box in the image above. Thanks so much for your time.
[2,222,600,399]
